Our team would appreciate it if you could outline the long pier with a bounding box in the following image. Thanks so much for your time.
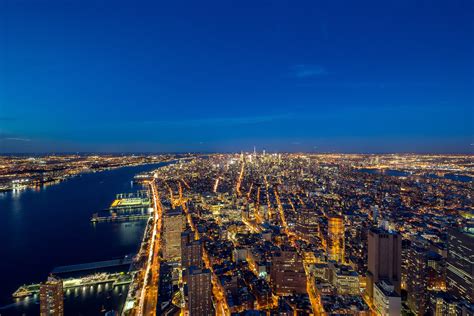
[13,272,133,299]
[91,213,150,223]
[91,191,152,222]
[51,257,133,275]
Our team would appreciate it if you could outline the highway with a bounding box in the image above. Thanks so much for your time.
[134,179,162,316]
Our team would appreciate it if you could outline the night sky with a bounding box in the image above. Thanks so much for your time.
[1,0,473,153]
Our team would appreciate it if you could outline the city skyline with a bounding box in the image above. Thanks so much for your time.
[1,0,473,153]
[1,153,473,314]
[1,2,473,314]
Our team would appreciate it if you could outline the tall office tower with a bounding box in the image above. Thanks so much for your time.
[366,228,402,303]
[294,208,319,243]
[181,230,203,269]
[447,228,474,304]
[371,205,379,225]
[188,267,213,316]
[426,251,446,290]
[163,208,185,261]
[401,239,411,290]
[181,230,193,266]
[327,215,344,262]
[406,245,429,315]
[270,247,307,295]
[39,276,64,316]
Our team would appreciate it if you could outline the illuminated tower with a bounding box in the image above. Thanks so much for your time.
[188,267,213,316]
[40,276,64,316]
[327,215,344,263]
[366,228,402,304]
[295,208,319,243]
[163,208,185,261]
[181,230,203,270]
[406,245,430,315]
[447,228,474,304]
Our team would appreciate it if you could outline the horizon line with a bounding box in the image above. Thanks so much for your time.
[0,151,472,156]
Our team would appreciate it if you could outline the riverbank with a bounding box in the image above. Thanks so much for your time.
[0,161,174,314]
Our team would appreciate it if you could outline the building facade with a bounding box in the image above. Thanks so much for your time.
[366,228,402,303]
[163,208,185,261]
[181,230,203,269]
[188,267,213,316]
[373,280,401,316]
[270,248,307,295]
[406,245,431,315]
[39,276,64,316]
[447,228,474,305]
[327,215,345,263]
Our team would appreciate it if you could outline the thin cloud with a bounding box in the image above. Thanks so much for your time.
[290,64,327,78]
[297,81,437,89]
[142,114,294,128]
[3,137,32,142]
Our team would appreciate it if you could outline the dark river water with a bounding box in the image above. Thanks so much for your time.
[0,162,171,315]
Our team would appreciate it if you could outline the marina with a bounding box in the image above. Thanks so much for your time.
[91,212,150,223]
[13,273,133,299]
[91,191,152,222]
[0,162,173,314]
[51,256,134,276]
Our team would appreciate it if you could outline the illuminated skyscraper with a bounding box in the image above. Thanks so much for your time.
[188,267,213,316]
[327,215,344,262]
[163,208,185,261]
[447,228,474,304]
[295,208,319,243]
[366,228,401,304]
[181,230,203,269]
[39,276,64,316]
[371,205,379,225]
[406,245,429,315]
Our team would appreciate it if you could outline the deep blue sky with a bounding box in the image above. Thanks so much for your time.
[1,0,473,153]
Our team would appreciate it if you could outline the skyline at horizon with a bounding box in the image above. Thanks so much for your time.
[1,0,473,154]
[1,150,474,155]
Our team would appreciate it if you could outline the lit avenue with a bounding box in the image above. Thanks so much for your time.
[2,1,472,315]
[5,153,473,315]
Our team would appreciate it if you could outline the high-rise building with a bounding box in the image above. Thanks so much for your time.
[163,208,185,261]
[327,215,344,263]
[270,247,307,295]
[447,228,474,304]
[181,230,203,269]
[188,266,213,316]
[366,228,401,303]
[39,276,64,316]
[371,205,380,225]
[426,250,446,290]
[401,239,411,290]
[295,208,319,243]
[373,280,401,316]
[406,245,429,315]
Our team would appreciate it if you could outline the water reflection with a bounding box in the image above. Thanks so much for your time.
[0,162,171,314]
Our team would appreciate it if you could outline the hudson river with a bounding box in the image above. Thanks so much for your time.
[0,162,171,315]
